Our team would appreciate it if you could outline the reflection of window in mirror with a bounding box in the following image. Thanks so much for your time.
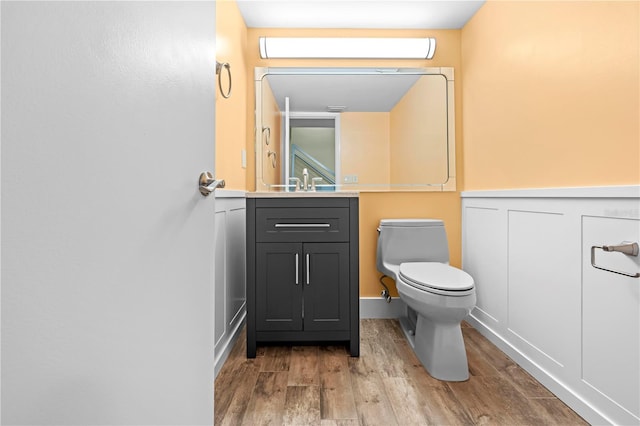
[289,117,338,192]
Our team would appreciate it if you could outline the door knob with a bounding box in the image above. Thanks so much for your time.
[198,171,225,196]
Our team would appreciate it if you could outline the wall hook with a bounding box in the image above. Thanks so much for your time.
[262,127,271,145]
[267,150,277,168]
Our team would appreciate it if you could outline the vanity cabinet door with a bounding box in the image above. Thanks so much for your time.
[256,242,303,331]
[303,243,350,331]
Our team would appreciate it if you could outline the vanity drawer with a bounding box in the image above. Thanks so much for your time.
[256,207,350,242]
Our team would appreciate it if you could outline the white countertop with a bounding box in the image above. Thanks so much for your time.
[247,191,359,198]
[215,189,246,198]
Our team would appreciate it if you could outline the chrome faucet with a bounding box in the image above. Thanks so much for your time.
[302,168,309,191]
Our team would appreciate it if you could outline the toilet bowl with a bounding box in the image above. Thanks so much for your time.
[376,219,476,382]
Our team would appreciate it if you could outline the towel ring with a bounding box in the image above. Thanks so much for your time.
[216,61,231,99]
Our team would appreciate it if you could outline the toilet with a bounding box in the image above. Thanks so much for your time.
[376,219,476,382]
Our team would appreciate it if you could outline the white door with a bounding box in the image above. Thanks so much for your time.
[1,2,217,424]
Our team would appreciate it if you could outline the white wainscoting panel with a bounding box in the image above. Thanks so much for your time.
[462,206,506,328]
[462,186,640,426]
[581,215,640,421]
[507,209,576,371]
[214,191,246,377]
[214,209,227,350]
[227,207,247,328]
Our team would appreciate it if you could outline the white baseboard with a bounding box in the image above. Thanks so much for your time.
[467,314,611,426]
[359,297,406,319]
[214,312,246,378]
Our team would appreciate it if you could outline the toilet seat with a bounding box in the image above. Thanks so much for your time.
[399,262,475,296]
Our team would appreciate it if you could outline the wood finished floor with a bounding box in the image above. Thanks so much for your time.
[214,319,588,426]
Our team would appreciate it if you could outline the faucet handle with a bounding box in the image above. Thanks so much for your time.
[288,177,301,191]
[311,177,323,191]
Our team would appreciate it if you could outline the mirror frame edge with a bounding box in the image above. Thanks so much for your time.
[254,66,457,193]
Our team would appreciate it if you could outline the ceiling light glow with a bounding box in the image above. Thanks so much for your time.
[259,37,436,60]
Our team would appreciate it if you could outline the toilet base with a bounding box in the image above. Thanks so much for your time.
[398,313,470,382]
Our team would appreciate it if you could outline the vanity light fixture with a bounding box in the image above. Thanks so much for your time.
[326,105,347,112]
[259,37,436,60]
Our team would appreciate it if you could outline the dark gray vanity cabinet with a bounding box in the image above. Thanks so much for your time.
[246,196,359,358]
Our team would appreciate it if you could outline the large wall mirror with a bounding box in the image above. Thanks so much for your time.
[255,67,456,192]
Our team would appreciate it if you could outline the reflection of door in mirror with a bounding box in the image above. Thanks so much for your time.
[288,117,338,191]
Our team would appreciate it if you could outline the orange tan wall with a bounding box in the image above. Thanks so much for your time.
[246,28,463,297]
[215,0,248,190]
[390,75,448,185]
[340,112,390,187]
[461,1,640,190]
[359,191,462,295]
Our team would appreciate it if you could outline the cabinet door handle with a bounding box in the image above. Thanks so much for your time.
[295,253,299,285]
[274,223,331,228]
[306,253,310,285]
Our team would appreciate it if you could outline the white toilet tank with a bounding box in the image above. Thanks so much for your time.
[376,219,450,278]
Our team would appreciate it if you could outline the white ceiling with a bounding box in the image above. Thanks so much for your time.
[236,0,485,30]
[243,1,483,113]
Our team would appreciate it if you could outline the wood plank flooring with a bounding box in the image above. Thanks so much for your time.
[215,319,588,425]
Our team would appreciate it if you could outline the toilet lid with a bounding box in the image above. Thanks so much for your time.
[399,262,474,292]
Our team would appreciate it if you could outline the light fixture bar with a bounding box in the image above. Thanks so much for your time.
[259,37,436,60]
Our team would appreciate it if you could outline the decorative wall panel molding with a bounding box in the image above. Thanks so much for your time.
[462,186,639,426]
[214,191,247,377]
